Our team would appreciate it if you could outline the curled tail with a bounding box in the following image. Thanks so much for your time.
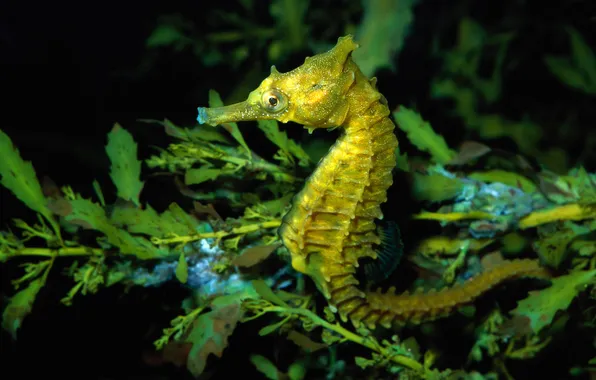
[326,259,549,330]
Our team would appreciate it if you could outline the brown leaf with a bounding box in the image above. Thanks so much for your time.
[43,176,73,216]
[498,315,533,338]
[515,154,538,173]
[448,141,492,165]
[480,251,506,271]
[67,218,94,230]
[144,342,192,368]
[193,201,222,222]
[163,119,187,140]
[232,243,281,268]
[174,176,201,199]
[287,330,327,352]
[47,198,72,217]
[538,175,575,200]
[2,278,44,339]
[41,176,62,198]
[185,302,243,377]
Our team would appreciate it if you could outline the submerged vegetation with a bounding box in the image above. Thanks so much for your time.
[2,1,595,379]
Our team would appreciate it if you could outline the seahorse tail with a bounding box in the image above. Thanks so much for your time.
[328,259,549,330]
[326,267,375,327]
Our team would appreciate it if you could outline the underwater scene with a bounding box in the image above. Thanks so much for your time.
[1,0,595,379]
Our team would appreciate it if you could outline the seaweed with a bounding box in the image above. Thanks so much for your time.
[2,4,596,378]
[2,70,595,380]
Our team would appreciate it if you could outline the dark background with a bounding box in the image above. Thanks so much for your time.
[1,1,595,379]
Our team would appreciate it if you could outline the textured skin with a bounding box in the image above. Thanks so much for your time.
[197,36,549,329]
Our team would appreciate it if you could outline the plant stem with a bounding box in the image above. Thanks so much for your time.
[152,220,281,245]
[266,305,424,373]
[9,246,104,258]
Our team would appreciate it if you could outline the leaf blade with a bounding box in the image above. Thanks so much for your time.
[250,355,281,380]
[0,129,50,217]
[544,56,587,92]
[176,253,188,283]
[251,279,289,307]
[208,90,251,157]
[2,278,44,339]
[511,269,596,333]
[393,106,456,164]
[106,124,144,206]
[567,27,596,86]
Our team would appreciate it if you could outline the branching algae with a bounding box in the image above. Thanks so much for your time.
[1,35,595,379]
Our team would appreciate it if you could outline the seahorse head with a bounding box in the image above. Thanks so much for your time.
[197,35,359,129]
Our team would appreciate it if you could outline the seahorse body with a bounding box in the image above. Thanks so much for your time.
[197,36,549,329]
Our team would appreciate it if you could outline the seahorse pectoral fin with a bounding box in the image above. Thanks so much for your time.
[197,101,263,126]
[294,253,332,299]
[362,221,404,284]
[291,254,308,276]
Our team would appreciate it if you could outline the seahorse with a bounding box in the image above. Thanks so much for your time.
[197,36,549,329]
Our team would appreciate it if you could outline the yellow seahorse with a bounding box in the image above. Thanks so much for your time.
[197,36,549,329]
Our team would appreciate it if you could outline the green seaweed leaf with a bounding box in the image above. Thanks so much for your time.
[232,243,280,268]
[258,193,293,217]
[533,229,575,269]
[106,124,144,206]
[208,90,251,157]
[252,279,289,307]
[110,204,161,235]
[111,202,208,238]
[2,277,44,339]
[176,253,188,283]
[185,166,227,185]
[250,355,282,380]
[544,28,596,94]
[269,0,309,59]
[352,0,417,76]
[287,361,306,380]
[544,56,588,92]
[511,269,596,334]
[258,318,288,336]
[412,173,464,202]
[258,120,311,167]
[568,166,596,203]
[146,22,190,50]
[395,146,410,172]
[64,196,163,259]
[393,106,456,164]
[287,330,328,353]
[468,170,536,193]
[139,118,232,144]
[64,197,110,230]
[533,220,596,268]
[567,27,596,87]
[0,130,51,219]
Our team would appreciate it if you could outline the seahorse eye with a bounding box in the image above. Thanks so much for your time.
[261,89,287,113]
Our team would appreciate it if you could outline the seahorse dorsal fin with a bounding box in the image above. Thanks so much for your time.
[362,221,404,284]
